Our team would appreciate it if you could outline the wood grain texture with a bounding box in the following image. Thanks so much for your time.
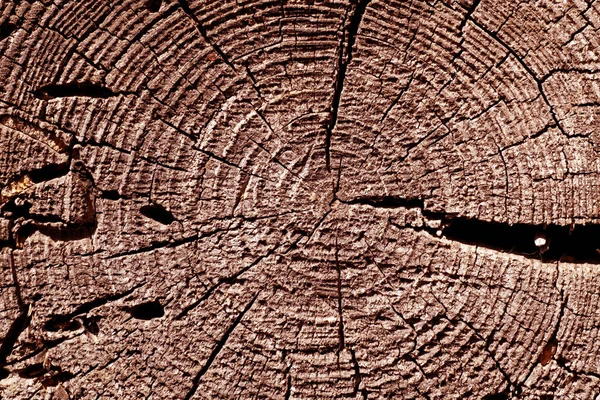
[1,0,600,398]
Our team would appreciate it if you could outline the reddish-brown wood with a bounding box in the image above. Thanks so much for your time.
[2,0,600,398]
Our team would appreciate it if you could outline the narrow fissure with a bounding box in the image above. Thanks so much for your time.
[0,305,31,366]
[345,196,600,263]
[43,284,143,332]
[325,0,371,171]
[184,294,258,400]
[32,82,122,100]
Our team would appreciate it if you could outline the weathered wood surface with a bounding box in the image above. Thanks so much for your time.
[1,0,600,398]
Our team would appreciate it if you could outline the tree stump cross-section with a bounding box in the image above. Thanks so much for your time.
[1,0,600,399]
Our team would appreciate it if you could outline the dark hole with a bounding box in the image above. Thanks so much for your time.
[139,203,175,225]
[483,393,508,400]
[100,190,122,200]
[82,316,100,335]
[33,82,116,100]
[0,367,9,380]
[126,300,164,320]
[17,363,46,379]
[0,308,31,365]
[29,162,69,183]
[3,198,32,219]
[54,370,75,382]
[40,368,74,387]
[0,22,17,40]
[538,336,558,366]
[40,375,58,387]
[441,218,600,263]
[43,317,81,332]
[145,0,162,12]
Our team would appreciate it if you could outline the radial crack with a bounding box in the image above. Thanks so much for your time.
[183,293,258,400]
[325,0,371,172]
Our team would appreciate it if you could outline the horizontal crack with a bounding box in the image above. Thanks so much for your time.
[32,82,135,100]
[43,283,144,331]
[343,196,600,264]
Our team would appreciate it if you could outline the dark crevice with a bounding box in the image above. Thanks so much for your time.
[139,203,175,225]
[555,356,600,380]
[7,335,80,366]
[458,0,481,32]
[99,190,122,201]
[14,362,74,387]
[43,284,143,332]
[16,362,46,379]
[284,374,292,400]
[29,162,70,184]
[343,196,424,209]
[184,293,258,400]
[0,305,31,366]
[344,196,600,263]
[0,250,30,367]
[442,219,600,263]
[325,0,371,172]
[538,291,566,366]
[40,369,75,387]
[349,348,368,399]
[83,316,100,335]
[0,22,17,41]
[0,161,70,205]
[124,300,164,320]
[32,222,97,243]
[32,82,125,100]
[145,0,162,12]
[105,233,204,259]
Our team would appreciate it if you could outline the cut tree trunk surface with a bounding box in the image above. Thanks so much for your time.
[0,0,600,399]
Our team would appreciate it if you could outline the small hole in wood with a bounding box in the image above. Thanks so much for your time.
[0,22,17,41]
[100,190,122,200]
[83,316,100,335]
[539,336,558,366]
[43,317,81,332]
[17,363,46,379]
[126,300,165,320]
[145,0,162,12]
[139,203,175,225]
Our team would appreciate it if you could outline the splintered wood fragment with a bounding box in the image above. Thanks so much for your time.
[0,175,33,200]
